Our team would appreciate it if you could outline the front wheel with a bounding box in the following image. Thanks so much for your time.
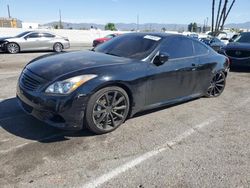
[205,71,226,97]
[85,86,130,134]
[7,43,20,54]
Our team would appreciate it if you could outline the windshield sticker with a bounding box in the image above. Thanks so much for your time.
[144,35,161,41]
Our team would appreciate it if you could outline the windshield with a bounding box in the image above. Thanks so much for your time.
[15,31,31,38]
[234,33,250,43]
[105,34,115,38]
[94,34,161,60]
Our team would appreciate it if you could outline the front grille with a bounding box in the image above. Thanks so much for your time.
[20,69,44,91]
[225,50,250,58]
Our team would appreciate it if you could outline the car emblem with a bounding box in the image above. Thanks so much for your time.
[235,51,242,56]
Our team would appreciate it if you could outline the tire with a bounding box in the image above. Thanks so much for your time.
[85,86,130,134]
[53,43,63,52]
[6,42,20,54]
[205,71,226,98]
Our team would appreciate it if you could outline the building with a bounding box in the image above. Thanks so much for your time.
[22,22,40,29]
[0,17,22,28]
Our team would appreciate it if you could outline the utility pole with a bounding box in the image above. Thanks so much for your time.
[59,9,62,29]
[7,4,11,18]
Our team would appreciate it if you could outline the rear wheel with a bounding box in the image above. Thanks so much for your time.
[53,42,63,52]
[85,86,130,134]
[7,43,20,54]
[206,71,226,97]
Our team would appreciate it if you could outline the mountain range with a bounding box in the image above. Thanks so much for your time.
[43,21,250,31]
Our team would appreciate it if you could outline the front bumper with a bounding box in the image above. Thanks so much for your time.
[17,84,88,130]
[63,42,70,49]
[0,42,7,52]
[229,58,250,68]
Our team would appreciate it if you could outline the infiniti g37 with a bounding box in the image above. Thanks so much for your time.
[17,33,229,134]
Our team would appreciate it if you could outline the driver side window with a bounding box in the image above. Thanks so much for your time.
[160,37,194,59]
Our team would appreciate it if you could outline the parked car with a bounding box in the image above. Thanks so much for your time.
[219,32,250,68]
[0,31,70,53]
[200,37,225,52]
[17,33,229,134]
[92,33,120,47]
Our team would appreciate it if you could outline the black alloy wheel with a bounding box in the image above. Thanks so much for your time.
[206,72,226,97]
[85,86,130,134]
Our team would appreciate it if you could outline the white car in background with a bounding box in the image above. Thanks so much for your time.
[0,31,70,54]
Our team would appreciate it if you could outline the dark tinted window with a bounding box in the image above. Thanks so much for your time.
[193,40,209,55]
[27,33,40,38]
[160,37,194,59]
[42,33,55,38]
[95,34,161,60]
[234,33,250,43]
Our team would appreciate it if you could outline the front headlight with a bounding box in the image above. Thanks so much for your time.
[45,75,97,94]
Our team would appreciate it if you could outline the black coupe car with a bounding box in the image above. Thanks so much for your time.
[17,33,229,134]
[220,32,250,68]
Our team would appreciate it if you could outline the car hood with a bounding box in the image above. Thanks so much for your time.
[224,42,250,50]
[0,37,13,41]
[26,51,133,81]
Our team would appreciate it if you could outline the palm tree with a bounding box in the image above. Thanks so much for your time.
[212,0,215,33]
[211,0,236,35]
[215,0,223,32]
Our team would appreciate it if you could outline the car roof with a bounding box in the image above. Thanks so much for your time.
[125,32,176,38]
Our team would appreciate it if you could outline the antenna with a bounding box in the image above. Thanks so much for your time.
[7,4,11,18]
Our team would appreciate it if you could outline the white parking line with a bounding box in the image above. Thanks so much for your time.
[0,71,20,75]
[81,117,217,188]
[82,97,250,188]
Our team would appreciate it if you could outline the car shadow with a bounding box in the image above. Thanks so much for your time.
[132,97,198,118]
[0,97,95,143]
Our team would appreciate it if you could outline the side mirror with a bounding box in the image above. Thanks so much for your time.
[229,39,233,42]
[153,52,169,66]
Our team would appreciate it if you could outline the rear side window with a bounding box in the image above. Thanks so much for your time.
[160,37,194,59]
[43,33,55,38]
[193,40,209,55]
[27,33,40,38]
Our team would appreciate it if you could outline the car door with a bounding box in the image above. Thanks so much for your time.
[192,40,215,93]
[146,36,199,106]
[41,33,56,50]
[21,32,41,51]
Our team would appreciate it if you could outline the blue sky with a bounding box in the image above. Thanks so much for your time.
[0,0,249,24]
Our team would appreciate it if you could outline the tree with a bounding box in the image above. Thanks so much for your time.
[104,23,117,31]
[188,22,198,32]
[161,27,166,32]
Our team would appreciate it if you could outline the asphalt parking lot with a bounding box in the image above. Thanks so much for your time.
[0,46,250,188]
